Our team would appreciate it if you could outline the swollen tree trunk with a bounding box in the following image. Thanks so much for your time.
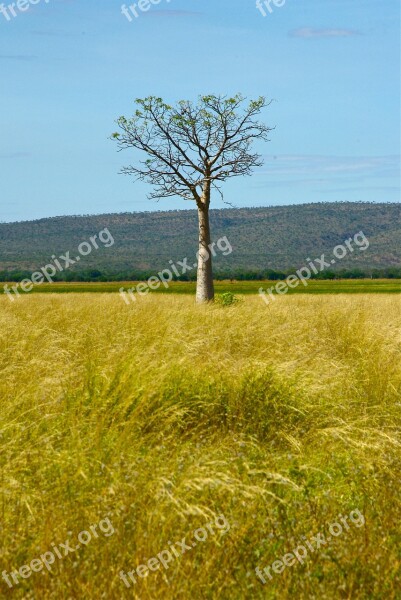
[196,203,214,303]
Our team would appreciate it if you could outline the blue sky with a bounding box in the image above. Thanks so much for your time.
[0,0,399,222]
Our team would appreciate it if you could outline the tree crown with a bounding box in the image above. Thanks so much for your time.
[112,94,273,206]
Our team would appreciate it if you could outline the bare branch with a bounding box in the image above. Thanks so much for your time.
[111,94,273,205]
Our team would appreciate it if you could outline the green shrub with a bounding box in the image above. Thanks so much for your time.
[215,292,241,306]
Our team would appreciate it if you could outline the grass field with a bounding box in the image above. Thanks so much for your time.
[1,293,400,599]
[1,279,401,296]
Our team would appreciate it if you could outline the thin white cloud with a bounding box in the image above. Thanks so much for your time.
[254,155,400,194]
[30,29,81,37]
[261,155,399,178]
[0,152,30,159]
[0,55,36,61]
[320,186,400,194]
[290,28,361,39]
[142,9,202,18]
[251,155,400,204]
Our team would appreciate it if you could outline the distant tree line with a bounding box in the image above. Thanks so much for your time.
[1,267,400,283]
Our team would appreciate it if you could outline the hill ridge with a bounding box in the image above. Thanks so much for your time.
[0,202,400,276]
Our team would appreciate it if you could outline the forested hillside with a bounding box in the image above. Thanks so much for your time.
[1,202,400,280]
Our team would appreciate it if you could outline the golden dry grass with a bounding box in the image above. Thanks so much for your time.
[0,293,400,599]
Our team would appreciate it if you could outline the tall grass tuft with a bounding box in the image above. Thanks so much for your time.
[0,294,400,598]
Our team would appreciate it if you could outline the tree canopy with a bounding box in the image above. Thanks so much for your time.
[112,94,273,206]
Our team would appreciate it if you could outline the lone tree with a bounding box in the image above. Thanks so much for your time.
[112,94,272,303]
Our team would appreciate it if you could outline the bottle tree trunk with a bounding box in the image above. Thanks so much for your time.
[196,201,214,303]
